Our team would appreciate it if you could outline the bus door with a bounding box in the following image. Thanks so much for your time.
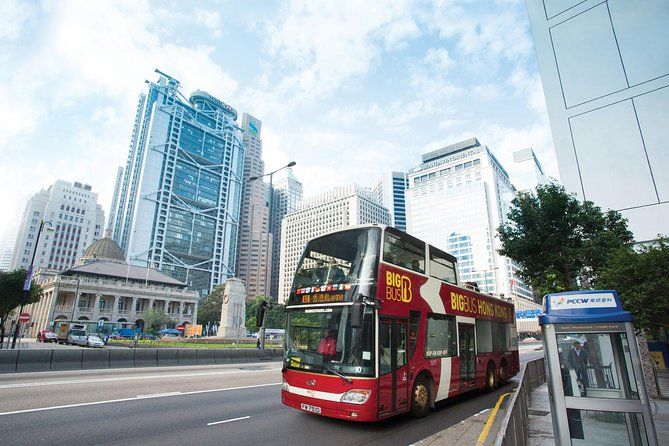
[378,318,409,416]
[458,323,476,388]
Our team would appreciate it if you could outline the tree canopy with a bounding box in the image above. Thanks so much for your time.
[143,309,174,333]
[246,296,285,330]
[0,269,43,347]
[596,240,669,335]
[197,284,225,326]
[498,182,634,297]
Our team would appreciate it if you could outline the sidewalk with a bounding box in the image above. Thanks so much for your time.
[528,383,669,445]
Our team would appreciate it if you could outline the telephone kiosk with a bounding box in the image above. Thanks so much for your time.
[540,290,658,445]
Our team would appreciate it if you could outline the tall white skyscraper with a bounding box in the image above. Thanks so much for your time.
[0,231,17,272]
[511,148,547,193]
[269,168,302,300]
[526,1,669,243]
[11,180,105,272]
[107,166,123,232]
[406,138,533,300]
[278,184,390,303]
[236,113,270,301]
[374,171,409,231]
[111,72,244,297]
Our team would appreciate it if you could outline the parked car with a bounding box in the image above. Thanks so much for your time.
[160,333,179,341]
[85,335,105,348]
[139,333,158,340]
[37,329,58,343]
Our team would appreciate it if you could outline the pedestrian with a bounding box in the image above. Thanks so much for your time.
[256,338,261,349]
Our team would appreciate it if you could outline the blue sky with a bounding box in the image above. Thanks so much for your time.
[0,0,558,238]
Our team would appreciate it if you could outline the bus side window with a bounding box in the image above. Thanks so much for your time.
[409,310,420,359]
[383,232,425,273]
[429,248,457,284]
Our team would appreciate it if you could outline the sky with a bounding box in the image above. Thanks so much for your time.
[0,0,558,239]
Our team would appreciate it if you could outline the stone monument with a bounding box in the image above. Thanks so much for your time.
[219,278,247,338]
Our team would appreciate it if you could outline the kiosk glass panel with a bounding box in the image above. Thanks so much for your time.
[556,332,638,399]
[569,410,649,445]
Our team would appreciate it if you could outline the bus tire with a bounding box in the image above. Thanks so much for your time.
[498,360,508,386]
[411,376,431,418]
[485,363,496,392]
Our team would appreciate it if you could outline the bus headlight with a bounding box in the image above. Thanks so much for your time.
[281,378,289,392]
[340,389,371,404]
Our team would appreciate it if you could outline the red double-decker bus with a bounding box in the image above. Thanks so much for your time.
[281,225,519,421]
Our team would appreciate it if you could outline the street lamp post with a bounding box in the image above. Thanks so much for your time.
[249,160,296,349]
[11,220,53,349]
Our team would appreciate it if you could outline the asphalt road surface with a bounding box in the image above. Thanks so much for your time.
[0,346,544,446]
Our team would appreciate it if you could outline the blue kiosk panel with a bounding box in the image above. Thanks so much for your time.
[539,290,633,326]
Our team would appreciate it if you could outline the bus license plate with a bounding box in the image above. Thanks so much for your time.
[301,403,321,414]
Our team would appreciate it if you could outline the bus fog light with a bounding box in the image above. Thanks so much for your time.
[340,389,371,404]
[281,379,289,392]
[350,411,358,418]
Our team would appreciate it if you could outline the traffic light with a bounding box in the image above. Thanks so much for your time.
[256,300,267,328]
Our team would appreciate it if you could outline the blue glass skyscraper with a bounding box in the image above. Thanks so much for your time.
[112,71,244,297]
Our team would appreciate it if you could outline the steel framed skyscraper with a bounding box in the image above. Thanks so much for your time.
[112,71,244,297]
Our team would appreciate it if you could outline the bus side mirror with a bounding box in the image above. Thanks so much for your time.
[351,301,364,329]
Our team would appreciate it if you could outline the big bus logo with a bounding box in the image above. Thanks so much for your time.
[385,271,412,303]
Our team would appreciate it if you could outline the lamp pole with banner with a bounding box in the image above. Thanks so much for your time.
[249,161,296,349]
[11,220,53,349]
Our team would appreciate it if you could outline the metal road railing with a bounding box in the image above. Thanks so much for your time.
[494,357,547,446]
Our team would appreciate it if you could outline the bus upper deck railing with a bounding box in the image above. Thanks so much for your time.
[494,357,546,446]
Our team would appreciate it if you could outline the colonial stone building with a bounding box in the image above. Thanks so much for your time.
[25,236,199,336]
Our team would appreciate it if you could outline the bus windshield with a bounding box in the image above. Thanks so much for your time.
[284,306,375,377]
[290,227,381,302]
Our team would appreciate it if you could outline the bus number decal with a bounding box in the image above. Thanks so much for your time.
[385,271,412,303]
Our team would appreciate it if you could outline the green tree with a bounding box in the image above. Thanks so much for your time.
[246,297,286,329]
[0,269,43,348]
[143,309,174,334]
[198,284,225,326]
[498,182,634,297]
[596,239,669,335]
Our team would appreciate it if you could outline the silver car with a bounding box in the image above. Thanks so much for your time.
[85,335,104,348]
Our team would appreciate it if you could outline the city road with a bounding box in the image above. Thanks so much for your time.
[0,346,543,445]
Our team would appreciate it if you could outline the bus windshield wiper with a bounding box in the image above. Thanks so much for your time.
[322,365,352,383]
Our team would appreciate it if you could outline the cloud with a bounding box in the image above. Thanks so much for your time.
[423,47,454,72]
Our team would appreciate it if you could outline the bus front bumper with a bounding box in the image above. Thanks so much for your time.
[281,389,378,422]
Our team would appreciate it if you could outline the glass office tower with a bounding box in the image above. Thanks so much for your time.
[406,138,533,300]
[526,0,669,243]
[112,72,244,297]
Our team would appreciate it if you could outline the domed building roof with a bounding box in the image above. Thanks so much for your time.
[79,237,126,265]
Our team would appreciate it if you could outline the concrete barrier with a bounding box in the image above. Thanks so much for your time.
[134,348,157,367]
[51,349,83,371]
[16,349,53,373]
[229,349,247,364]
[196,349,215,365]
[178,348,197,366]
[157,348,178,366]
[214,348,231,364]
[0,350,19,373]
[109,349,134,369]
[259,348,273,361]
[82,348,110,369]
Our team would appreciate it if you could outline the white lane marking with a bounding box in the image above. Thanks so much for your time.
[0,367,282,390]
[475,408,490,416]
[207,415,252,426]
[0,382,281,417]
[137,391,182,398]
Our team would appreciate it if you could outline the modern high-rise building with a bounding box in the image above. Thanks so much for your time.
[236,113,270,301]
[374,171,409,231]
[511,148,547,193]
[0,231,17,272]
[526,1,669,243]
[269,168,302,300]
[11,180,105,272]
[107,166,123,232]
[278,184,390,303]
[111,72,244,298]
[405,137,533,300]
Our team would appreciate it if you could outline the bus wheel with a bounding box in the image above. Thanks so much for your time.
[498,361,507,386]
[411,376,430,418]
[485,363,496,391]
